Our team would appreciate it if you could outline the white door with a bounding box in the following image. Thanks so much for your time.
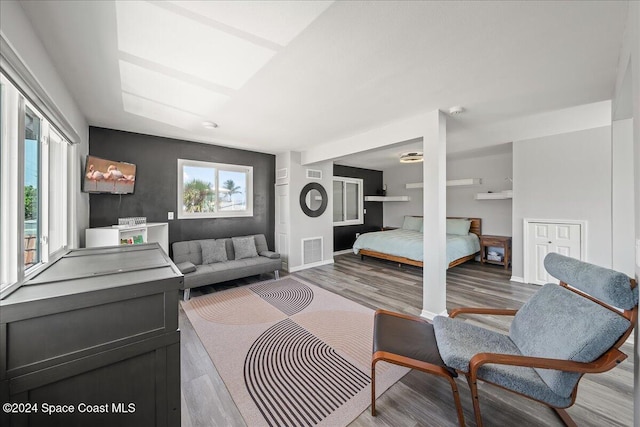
[274,184,290,270]
[526,222,582,285]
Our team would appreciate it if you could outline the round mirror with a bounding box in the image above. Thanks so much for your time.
[300,183,328,217]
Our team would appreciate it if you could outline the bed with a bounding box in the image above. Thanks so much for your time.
[353,217,481,268]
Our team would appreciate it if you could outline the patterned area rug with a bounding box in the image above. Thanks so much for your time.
[182,276,409,427]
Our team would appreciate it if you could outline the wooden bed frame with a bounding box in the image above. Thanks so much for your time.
[359,217,482,268]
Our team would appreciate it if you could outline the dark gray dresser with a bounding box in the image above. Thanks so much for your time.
[0,244,182,427]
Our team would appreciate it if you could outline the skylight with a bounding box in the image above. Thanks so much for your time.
[122,92,203,130]
[119,60,229,117]
[116,1,276,90]
[168,0,334,46]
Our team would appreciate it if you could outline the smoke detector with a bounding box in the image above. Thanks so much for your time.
[399,152,423,163]
[202,121,219,129]
[448,106,465,115]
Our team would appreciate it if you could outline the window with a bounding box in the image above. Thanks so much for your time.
[23,105,41,269]
[177,159,253,218]
[0,73,71,292]
[333,177,363,226]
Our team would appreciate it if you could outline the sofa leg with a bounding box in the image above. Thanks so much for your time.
[274,270,280,280]
[183,289,190,301]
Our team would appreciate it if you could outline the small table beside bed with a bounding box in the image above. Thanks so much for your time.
[353,217,482,268]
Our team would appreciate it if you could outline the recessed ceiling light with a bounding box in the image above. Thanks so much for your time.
[448,106,465,115]
[400,152,423,163]
[202,121,219,129]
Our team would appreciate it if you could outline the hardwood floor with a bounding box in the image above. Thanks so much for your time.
[180,254,634,426]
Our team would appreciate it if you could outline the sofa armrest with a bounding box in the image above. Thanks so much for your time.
[176,261,197,274]
[259,251,280,259]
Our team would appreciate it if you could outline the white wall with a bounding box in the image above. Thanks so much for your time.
[512,126,612,279]
[611,2,639,424]
[447,148,513,236]
[382,162,422,227]
[1,0,89,248]
[276,151,334,272]
[612,119,635,276]
[382,148,513,237]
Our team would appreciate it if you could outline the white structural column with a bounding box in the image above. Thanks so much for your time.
[421,110,448,319]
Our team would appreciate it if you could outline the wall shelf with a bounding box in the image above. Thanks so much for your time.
[364,196,410,202]
[406,178,482,189]
[475,190,513,200]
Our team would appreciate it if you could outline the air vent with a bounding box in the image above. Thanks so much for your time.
[302,237,322,265]
[306,169,322,180]
[277,168,288,180]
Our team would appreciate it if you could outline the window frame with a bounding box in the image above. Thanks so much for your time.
[332,176,364,226]
[0,73,71,294]
[177,158,253,219]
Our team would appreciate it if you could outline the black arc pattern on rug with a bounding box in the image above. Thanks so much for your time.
[250,278,314,316]
[244,318,370,427]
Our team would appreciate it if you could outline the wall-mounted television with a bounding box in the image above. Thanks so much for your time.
[83,155,136,194]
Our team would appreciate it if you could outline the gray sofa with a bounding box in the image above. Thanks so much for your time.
[172,234,281,300]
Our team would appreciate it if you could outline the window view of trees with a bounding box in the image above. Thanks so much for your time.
[183,178,216,213]
[179,161,252,218]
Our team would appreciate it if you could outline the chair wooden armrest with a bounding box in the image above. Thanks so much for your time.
[449,307,519,318]
[467,348,628,383]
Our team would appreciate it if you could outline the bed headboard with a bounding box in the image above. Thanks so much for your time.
[407,216,482,237]
[448,216,482,237]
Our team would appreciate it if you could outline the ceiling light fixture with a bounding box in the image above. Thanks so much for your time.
[202,121,219,129]
[448,106,465,115]
[399,152,423,163]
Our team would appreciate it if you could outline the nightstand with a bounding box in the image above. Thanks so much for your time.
[480,235,511,269]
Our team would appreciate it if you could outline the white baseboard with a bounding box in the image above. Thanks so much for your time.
[333,249,353,256]
[420,308,449,320]
[510,276,525,283]
[288,259,334,273]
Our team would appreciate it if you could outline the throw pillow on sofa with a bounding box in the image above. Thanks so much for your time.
[232,236,258,260]
[201,240,228,264]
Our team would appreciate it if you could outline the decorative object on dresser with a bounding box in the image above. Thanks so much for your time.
[353,216,482,268]
[480,234,512,269]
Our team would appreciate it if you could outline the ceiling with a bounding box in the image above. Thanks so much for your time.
[19,1,628,169]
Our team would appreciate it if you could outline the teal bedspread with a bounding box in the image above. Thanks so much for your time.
[352,229,480,267]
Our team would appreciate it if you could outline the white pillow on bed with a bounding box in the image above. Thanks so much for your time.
[447,218,471,235]
[402,216,423,231]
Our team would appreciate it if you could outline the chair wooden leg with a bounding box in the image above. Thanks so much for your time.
[465,374,483,427]
[552,408,577,427]
[446,377,466,427]
[371,360,377,416]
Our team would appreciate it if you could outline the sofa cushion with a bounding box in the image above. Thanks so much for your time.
[182,257,281,289]
[172,240,203,265]
[254,234,270,254]
[176,261,197,274]
[201,239,228,264]
[232,236,258,260]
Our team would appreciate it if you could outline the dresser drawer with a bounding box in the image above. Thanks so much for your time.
[481,236,510,247]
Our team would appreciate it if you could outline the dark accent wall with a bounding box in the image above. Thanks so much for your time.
[88,127,275,252]
[333,165,383,251]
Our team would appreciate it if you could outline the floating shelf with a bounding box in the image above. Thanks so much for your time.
[364,196,410,202]
[406,178,482,189]
[475,190,513,200]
